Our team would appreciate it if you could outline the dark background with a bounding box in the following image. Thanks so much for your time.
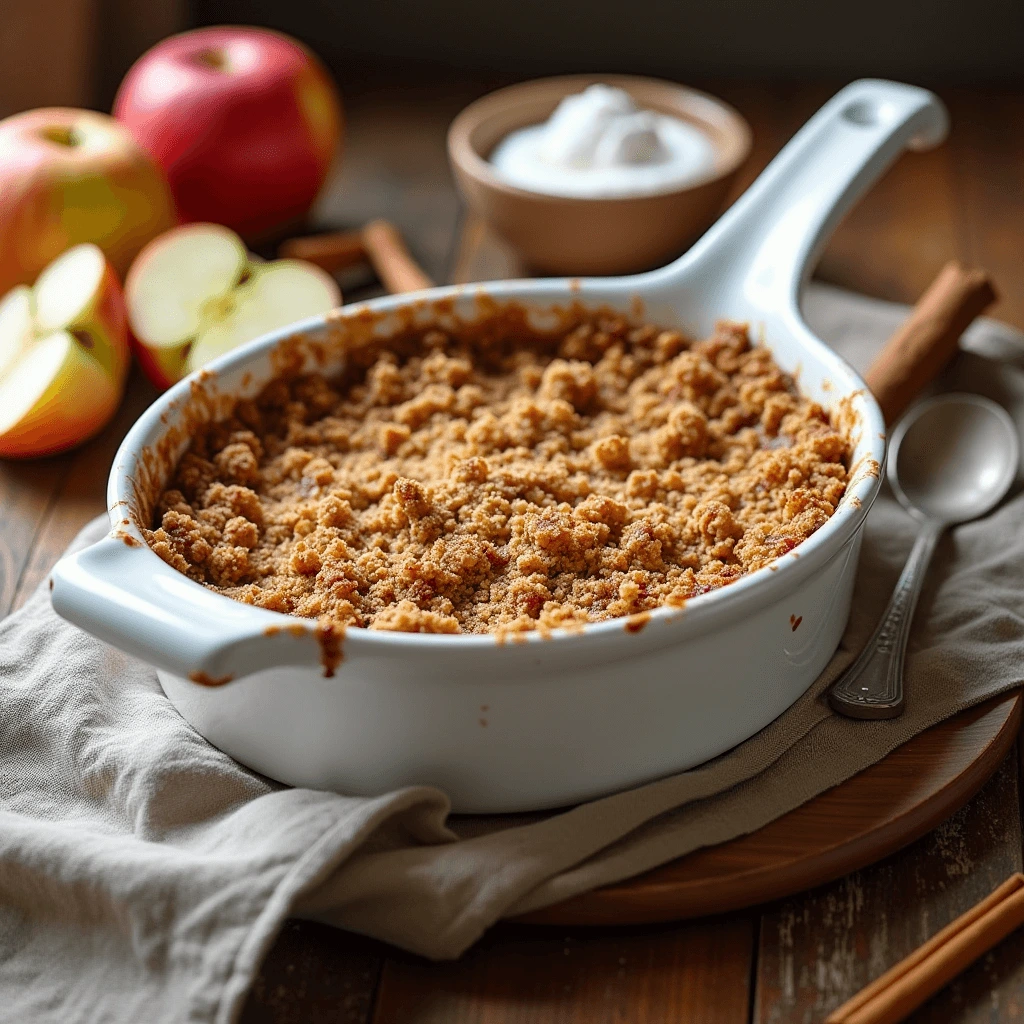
[5,0,1022,120]
[192,0,1024,86]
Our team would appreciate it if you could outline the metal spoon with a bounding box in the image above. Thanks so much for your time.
[829,393,1019,719]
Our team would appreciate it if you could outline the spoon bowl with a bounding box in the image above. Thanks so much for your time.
[890,393,1020,525]
[830,392,1019,719]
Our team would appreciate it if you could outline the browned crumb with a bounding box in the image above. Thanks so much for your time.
[188,671,234,687]
[144,316,850,635]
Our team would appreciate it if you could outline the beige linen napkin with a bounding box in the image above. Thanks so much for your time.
[3,284,1024,1024]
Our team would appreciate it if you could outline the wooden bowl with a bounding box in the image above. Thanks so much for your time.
[448,75,752,276]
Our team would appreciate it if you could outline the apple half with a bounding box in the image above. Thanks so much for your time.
[0,244,129,458]
[126,223,341,390]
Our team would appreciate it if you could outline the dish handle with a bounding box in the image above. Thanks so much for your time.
[50,533,327,683]
[658,79,948,310]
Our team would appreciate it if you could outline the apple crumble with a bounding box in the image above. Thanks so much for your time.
[144,313,851,634]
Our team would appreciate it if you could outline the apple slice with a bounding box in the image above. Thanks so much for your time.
[126,224,247,388]
[185,260,340,374]
[0,243,128,458]
[0,285,33,380]
[126,223,341,389]
[34,243,130,385]
[0,331,120,458]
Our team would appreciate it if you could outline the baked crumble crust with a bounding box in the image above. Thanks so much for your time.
[144,315,850,635]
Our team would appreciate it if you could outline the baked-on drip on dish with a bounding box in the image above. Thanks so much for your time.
[144,313,851,635]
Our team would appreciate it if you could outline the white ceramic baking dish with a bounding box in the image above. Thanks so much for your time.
[52,81,946,812]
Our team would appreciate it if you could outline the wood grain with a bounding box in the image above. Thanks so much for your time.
[753,752,1024,1024]
[946,90,1024,332]
[239,921,385,1024]
[371,916,755,1024]
[0,457,67,616]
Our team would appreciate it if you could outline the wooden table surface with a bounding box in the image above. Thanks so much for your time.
[2,80,1023,1023]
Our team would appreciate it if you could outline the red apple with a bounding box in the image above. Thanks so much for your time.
[114,26,343,242]
[126,223,341,390]
[0,108,177,297]
[0,244,130,458]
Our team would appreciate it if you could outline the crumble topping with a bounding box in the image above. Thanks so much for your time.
[144,314,850,635]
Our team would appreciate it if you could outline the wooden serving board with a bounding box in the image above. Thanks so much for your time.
[518,692,1021,926]
[452,216,1023,928]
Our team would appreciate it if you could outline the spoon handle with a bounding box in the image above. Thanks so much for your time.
[829,520,944,719]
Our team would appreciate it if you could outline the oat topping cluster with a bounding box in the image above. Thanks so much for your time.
[144,314,850,635]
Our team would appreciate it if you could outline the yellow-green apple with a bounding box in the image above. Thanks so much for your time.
[0,108,177,297]
[114,26,342,242]
[126,223,341,390]
[0,244,130,458]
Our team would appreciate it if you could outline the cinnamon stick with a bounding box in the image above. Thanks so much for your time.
[826,873,1024,1024]
[865,261,997,425]
[361,219,433,294]
[278,229,367,275]
[278,221,433,295]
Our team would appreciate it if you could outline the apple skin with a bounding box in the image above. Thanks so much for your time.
[0,108,177,297]
[114,26,343,242]
[69,259,131,387]
[129,331,187,393]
